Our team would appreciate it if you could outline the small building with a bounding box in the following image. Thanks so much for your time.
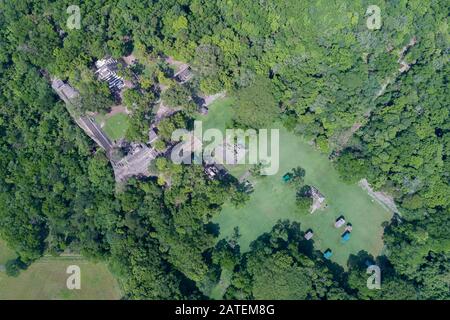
[148,129,158,144]
[174,66,193,83]
[243,180,254,193]
[304,230,314,240]
[323,249,333,259]
[192,95,206,107]
[282,173,292,182]
[341,231,351,243]
[204,164,230,182]
[345,224,353,232]
[334,216,346,228]
[51,79,79,104]
[311,186,325,202]
[205,165,219,179]
[310,186,326,214]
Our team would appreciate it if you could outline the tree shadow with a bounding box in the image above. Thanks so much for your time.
[347,250,376,270]
[205,222,220,237]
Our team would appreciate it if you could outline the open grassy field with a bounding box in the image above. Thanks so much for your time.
[196,97,235,133]
[196,97,250,179]
[0,240,16,265]
[0,240,122,300]
[214,127,393,267]
[102,112,129,141]
[201,98,393,268]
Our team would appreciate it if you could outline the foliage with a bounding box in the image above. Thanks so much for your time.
[162,84,192,109]
[4,258,26,277]
[157,112,191,142]
[233,77,279,129]
[296,185,313,212]
[225,221,349,300]
[0,0,448,301]
[335,150,368,184]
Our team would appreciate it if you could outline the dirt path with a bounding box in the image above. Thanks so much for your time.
[359,179,399,214]
[106,105,129,118]
[336,122,363,150]
[203,91,226,107]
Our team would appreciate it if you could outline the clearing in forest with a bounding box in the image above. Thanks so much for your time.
[99,112,130,141]
[0,240,122,300]
[201,98,393,268]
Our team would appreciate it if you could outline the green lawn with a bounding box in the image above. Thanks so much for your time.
[94,113,106,125]
[102,113,129,141]
[214,127,393,267]
[209,268,233,300]
[0,240,122,300]
[0,240,16,265]
[196,97,235,133]
[196,97,251,179]
[201,98,393,268]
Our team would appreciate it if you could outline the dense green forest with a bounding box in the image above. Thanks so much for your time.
[0,0,448,299]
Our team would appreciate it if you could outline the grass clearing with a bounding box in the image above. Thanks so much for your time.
[94,113,106,125]
[214,126,393,267]
[0,239,122,300]
[196,97,235,133]
[102,112,129,141]
[201,98,393,268]
[196,97,250,178]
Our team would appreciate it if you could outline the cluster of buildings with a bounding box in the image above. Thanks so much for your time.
[112,143,158,182]
[52,73,156,183]
[303,198,352,261]
[335,216,352,243]
[52,55,231,186]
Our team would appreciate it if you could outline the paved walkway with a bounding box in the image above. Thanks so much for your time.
[80,117,114,152]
